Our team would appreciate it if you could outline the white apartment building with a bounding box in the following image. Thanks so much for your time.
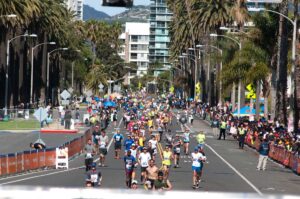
[119,22,150,76]
[64,0,83,21]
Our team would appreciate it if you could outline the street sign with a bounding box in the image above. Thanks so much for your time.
[60,90,71,100]
[247,0,282,3]
[246,84,256,99]
[68,87,74,93]
[86,97,92,102]
[98,83,104,89]
[196,82,201,95]
[61,100,70,105]
[86,90,93,97]
[33,107,48,122]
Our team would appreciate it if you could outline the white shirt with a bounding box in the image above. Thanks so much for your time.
[191,152,206,167]
[58,105,63,113]
[130,148,138,159]
[139,152,151,167]
[149,139,157,149]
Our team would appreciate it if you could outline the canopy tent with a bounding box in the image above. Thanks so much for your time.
[103,101,117,107]
[232,105,264,116]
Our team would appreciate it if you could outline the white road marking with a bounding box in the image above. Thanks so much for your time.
[0,118,124,185]
[185,124,263,196]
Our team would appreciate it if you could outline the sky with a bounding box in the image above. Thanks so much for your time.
[85,0,151,16]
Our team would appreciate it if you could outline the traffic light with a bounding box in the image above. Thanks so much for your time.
[102,0,133,7]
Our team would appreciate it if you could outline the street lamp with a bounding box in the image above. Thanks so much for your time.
[210,33,242,116]
[219,26,247,34]
[4,33,37,116]
[30,42,56,104]
[197,44,223,105]
[71,49,81,89]
[0,14,17,18]
[248,7,297,125]
[46,47,68,104]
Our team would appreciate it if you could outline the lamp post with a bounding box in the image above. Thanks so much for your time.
[210,33,242,116]
[30,42,56,104]
[197,44,223,105]
[0,14,17,18]
[46,47,68,104]
[71,50,81,89]
[5,33,37,116]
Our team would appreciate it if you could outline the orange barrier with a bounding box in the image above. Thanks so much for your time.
[16,152,23,173]
[0,128,119,176]
[45,148,56,167]
[7,153,17,174]
[0,155,8,175]
[38,150,46,168]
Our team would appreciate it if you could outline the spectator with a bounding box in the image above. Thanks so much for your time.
[64,107,72,129]
[257,138,269,171]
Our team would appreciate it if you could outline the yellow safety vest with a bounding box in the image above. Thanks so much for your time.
[220,122,226,129]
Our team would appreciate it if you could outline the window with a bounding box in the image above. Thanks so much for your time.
[131,53,137,59]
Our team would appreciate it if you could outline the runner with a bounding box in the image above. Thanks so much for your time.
[138,147,151,183]
[153,171,172,191]
[161,145,173,179]
[123,150,136,188]
[98,131,109,167]
[86,162,102,187]
[84,138,95,171]
[191,147,206,189]
[183,129,191,155]
[196,131,206,149]
[148,135,158,159]
[145,159,159,189]
[124,134,135,153]
[113,129,124,159]
[172,134,183,168]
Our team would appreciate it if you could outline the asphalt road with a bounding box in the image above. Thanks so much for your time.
[0,130,86,154]
[0,113,299,196]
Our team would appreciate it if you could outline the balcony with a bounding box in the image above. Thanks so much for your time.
[150,3,167,8]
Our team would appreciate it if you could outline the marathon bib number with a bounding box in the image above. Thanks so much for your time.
[115,136,120,141]
[86,153,92,158]
[141,161,148,167]
[91,174,98,183]
[175,147,181,153]
[126,164,133,170]
[99,141,106,149]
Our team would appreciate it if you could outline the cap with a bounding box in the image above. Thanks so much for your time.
[143,147,147,150]
[194,147,199,152]
[91,162,97,169]
[132,180,138,184]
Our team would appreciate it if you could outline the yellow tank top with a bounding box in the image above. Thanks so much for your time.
[139,137,144,147]
[162,151,172,165]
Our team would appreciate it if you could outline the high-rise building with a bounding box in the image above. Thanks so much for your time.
[149,0,172,68]
[64,0,83,21]
[119,22,150,76]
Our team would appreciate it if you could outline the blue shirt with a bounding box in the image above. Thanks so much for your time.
[124,138,134,150]
[124,155,136,171]
[259,142,269,156]
[113,134,124,144]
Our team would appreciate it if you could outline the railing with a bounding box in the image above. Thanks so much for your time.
[0,128,92,176]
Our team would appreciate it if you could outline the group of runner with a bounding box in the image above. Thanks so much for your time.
[84,94,207,190]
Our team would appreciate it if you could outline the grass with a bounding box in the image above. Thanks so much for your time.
[0,119,40,130]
